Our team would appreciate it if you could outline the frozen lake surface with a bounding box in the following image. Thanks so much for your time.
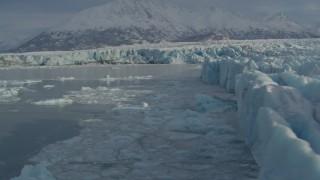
[0,65,258,179]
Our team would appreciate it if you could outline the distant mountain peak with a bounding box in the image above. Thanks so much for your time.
[263,12,291,23]
[262,12,302,31]
[313,22,320,35]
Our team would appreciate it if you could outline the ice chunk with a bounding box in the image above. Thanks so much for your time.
[270,71,320,103]
[56,76,75,81]
[141,102,149,108]
[201,60,220,85]
[235,70,320,179]
[236,71,316,145]
[256,108,320,180]
[100,75,153,82]
[195,93,228,113]
[0,87,21,103]
[65,86,151,105]
[201,59,251,93]
[10,80,42,86]
[297,61,320,77]
[143,116,168,126]
[12,162,55,180]
[114,105,149,117]
[165,110,223,134]
[33,98,73,106]
[43,85,55,89]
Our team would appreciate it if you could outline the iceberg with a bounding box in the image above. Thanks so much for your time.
[0,87,21,103]
[11,162,55,180]
[33,98,73,106]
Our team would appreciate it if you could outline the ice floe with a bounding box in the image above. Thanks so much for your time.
[33,98,73,106]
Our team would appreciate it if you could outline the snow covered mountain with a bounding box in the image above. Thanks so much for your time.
[262,12,304,31]
[13,0,317,52]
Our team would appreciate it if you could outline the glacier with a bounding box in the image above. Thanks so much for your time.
[201,39,320,179]
[1,39,320,66]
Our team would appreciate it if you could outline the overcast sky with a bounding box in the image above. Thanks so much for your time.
[0,0,319,46]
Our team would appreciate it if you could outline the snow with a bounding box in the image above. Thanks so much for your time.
[47,0,308,38]
[50,0,262,33]
[262,12,303,32]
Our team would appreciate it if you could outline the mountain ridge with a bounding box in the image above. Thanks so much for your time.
[12,0,318,52]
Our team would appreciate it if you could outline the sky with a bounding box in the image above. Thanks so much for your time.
[0,0,319,49]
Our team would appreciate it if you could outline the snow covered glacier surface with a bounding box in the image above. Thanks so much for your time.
[1,39,320,66]
[201,39,320,179]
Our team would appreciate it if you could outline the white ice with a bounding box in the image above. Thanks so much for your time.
[56,77,75,81]
[43,85,55,89]
[100,75,153,84]
[0,87,21,103]
[12,162,54,180]
[33,98,73,106]
[0,80,41,103]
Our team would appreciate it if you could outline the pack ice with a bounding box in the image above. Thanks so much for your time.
[201,39,320,179]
